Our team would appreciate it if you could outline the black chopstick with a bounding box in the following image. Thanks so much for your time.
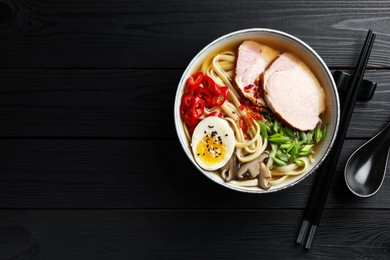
[304,30,375,249]
[296,30,376,249]
[305,31,375,249]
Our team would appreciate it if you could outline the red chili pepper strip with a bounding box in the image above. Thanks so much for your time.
[208,96,223,107]
[194,87,210,105]
[202,76,221,96]
[180,104,198,126]
[181,93,195,108]
[207,86,229,107]
[208,111,223,118]
[220,86,229,99]
[186,72,204,92]
[190,97,204,119]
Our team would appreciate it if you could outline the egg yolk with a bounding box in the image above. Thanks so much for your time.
[196,135,226,166]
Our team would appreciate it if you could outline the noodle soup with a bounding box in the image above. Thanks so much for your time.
[174,29,339,193]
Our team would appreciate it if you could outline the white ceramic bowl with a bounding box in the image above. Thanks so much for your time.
[174,28,340,193]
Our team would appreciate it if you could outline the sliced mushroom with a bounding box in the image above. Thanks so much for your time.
[258,153,269,164]
[258,162,272,189]
[261,163,271,179]
[221,153,239,182]
[237,152,269,180]
[237,159,260,179]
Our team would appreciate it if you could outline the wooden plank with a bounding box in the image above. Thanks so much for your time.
[0,209,389,259]
[0,69,177,138]
[0,69,388,138]
[349,70,390,138]
[0,138,387,209]
[1,0,390,68]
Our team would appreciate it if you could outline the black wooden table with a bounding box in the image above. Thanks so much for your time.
[0,1,389,259]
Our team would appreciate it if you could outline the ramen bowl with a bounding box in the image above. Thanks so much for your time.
[174,28,340,193]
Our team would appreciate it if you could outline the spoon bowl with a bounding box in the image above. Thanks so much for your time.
[345,122,390,197]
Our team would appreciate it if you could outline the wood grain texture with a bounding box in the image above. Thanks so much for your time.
[0,138,387,209]
[0,69,388,138]
[0,0,388,257]
[0,209,389,259]
[1,0,390,68]
[0,69,177,138]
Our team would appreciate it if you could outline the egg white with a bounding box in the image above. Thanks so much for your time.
[191,117,235,171]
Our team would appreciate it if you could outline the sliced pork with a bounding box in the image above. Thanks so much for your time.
[263,53,325,131]
[235,41,279,106]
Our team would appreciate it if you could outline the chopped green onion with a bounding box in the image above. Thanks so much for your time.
[279,128,285,136]
[272,157,287,166]
[273,119,279,133]
[315,124,322,143]
[258,121,269,139]
[286,141,295,153]
[276,150,289,162]
[266,122,272,133]
[284,127,295,139]
[306,132,313,144]
[289,142,299,158]
[269,136,291,144]
[295,159,305,167]
[301,144,313,153]
[300,132,307,142]
[279,143,291,150]
[270,133,282,139]
[298,148,312,156]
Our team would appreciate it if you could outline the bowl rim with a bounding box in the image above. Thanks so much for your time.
[174,28,340,193]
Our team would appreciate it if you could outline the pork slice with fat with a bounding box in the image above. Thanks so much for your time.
[263,53,325,131]
[235,41,279,106]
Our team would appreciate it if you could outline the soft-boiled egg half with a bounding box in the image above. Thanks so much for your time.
[191,117,235,171]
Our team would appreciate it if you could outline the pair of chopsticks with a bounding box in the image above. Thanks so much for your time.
[296,30,376,249]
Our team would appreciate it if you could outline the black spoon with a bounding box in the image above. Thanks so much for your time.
[345,121,390,197]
